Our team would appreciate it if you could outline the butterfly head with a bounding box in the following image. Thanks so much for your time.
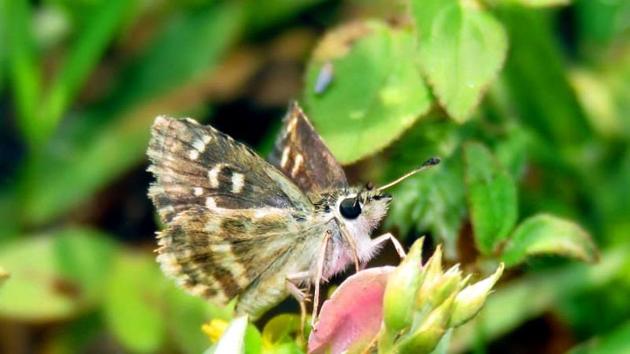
[334,184,392,232]
[331,157,441,233]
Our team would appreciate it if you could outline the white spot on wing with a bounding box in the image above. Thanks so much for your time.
[188,150,199,160]
[208,164,223,188]
[291,153,303,177]
[280,146,290,168]
[287,116,298,134]
[189,284,210,296]
[193,187,203,196]
[192,139,206,152]
[210,243,231,253]
[205,197,217,209]
[231,173,245,193]
[202,134,212,144]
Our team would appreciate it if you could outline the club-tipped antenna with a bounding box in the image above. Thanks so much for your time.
[378,157,441,191]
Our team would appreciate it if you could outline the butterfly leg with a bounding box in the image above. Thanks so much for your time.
[286,272,311,341]
[337,222,361,272]
[371,232,407,259]
[312,230,332,326]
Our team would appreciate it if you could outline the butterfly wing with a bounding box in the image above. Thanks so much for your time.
[155,206,322,313]
[147,117,320,311]
[147,116,312,224]
[269,102,348,195]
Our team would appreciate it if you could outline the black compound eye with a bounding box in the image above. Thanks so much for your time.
[339,198,361,219]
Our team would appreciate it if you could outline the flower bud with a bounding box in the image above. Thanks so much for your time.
[383,238,425,332]
[426,264,464,307]
[415,245,443,309]
[397,293,456,354]
[449,263,504,327]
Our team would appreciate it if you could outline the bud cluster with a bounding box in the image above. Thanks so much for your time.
[380,238,504,354]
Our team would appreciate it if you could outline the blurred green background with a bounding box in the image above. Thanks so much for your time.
[0,0,628,353]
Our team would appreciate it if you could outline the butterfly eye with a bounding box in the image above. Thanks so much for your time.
[339,198,362,219]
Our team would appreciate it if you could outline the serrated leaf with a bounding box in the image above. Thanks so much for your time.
[464,142,518,255]
[104,252,167,353]
[0,229,116,321]
[411,0,508,122]
[501,214,598,266]
[304,20,432,164]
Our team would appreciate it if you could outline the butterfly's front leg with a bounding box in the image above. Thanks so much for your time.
[336,221,361,272]
[312,229,332,326]
[371,232,407,259]
[286,271,311,340]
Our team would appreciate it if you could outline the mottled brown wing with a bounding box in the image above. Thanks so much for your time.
[269,102,348,195]
[147,116,312,224]
[155,206,316,309]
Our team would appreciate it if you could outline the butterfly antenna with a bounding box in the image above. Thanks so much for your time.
[379,157,441,191]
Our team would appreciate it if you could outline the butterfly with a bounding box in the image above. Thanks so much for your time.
[146,101,439,322]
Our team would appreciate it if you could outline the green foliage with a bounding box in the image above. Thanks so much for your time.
[502,214,598,266]
[261,314,303,351]
[411,0,508,122]
[0,0,628,352]
[385,117,466,258]
[104,252,167,353]
[304,20,432,163]
[0,229,116,321]
[464,142,518,255]
[18,2,244,226]
[569,321,630,354]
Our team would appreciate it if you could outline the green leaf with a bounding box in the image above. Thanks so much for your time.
[0,228,116,321]
[104,252,167,353]
[304,20,432,164]
[262,314,301,347]
[19,2,244,226]
[1,0,42,146]
[39,0,136,145]
[464,142,518,255]
[501,214,598,266]
[410,0,508,122]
